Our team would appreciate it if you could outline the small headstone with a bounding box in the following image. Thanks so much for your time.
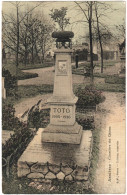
[2,77,6,99]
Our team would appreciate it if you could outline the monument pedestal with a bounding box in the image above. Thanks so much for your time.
[42,122,82,144]
[18,128,92,181]
[42,95,83,144]
[42,47,83,144]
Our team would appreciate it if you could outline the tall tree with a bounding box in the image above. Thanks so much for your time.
[94,2,103,73]
[75,2,94,83]
[50,7,70,31]
[94,2,113,73]
[2,2,43,67]
[115,19,125,42]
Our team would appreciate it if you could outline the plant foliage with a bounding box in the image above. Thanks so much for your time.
[50,7,70,31]
[75,85,105,108]
[2,99,22,130]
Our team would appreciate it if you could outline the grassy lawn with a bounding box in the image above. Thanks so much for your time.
[93,72,108,78]
[17,85,53,98]
[7,84,53,105]
[73,60,119,69]
[74,83,125,93]
[19,62,54,70]
[72,60,120,76]
[95,83,125,92]
[95,60,121,67]
[105,75,125,84]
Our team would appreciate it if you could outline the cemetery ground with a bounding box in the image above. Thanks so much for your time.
[2,60,125,194]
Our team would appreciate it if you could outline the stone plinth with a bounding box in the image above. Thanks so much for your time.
[42,47,83,144]
[18,128,92,181]
[42,122,82,144]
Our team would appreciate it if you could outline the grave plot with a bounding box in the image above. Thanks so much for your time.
[17,31,93,185]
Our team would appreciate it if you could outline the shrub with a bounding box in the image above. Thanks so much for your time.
[2,68,18,98]
[75,85,105,109]
[2,99,22,130]
[2,100,34,163]
[28,106,41,130]
[28,108,50,129]
[17,72,38,80]
[2,123,33,160]
[76,114,94,130]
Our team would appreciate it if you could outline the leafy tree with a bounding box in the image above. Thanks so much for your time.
[50,7,70,31]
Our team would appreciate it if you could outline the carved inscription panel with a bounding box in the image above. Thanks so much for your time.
[50,105,75,125]
[57,61,67,75]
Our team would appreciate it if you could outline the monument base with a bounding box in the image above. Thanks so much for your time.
[18,128,93,182]
[42,122,82,144]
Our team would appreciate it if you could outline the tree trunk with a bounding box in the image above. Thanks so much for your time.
[89,2,94,83]
[16,6,19,67]
[95,4,104,73]
[31,28,34,65]
[31,46,34,65]
[100,44,103,73]
[24,46,28,66]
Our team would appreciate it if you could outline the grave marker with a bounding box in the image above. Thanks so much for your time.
[42,31,83,144]
[18,31,93,183]
[2,77,6,99]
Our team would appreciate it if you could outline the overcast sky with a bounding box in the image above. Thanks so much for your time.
[2,1,126,43]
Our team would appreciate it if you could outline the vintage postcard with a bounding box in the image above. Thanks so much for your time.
[2,1,126,194]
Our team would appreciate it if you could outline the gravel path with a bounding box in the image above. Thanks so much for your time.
[94,92,125,193]
[18,66,105,86]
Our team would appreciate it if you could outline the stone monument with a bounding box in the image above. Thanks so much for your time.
[42,31,82,144]
[18,31,93,184]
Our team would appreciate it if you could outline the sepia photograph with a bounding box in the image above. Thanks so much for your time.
[2,1,126,194]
